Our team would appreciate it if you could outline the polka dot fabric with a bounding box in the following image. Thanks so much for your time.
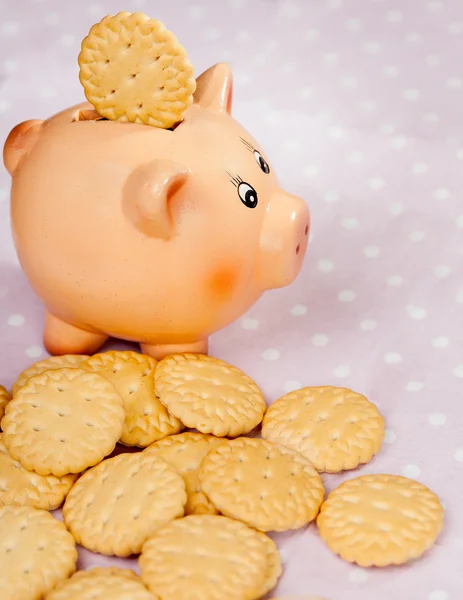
[0,0,461,598]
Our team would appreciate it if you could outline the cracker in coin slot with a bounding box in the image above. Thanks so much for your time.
[73,109,108,122]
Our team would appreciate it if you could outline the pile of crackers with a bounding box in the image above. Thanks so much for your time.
[0,350,444,600]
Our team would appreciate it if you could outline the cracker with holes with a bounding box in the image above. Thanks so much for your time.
[262,386,384,473]
[0,434,77,510]
[2,368,124,476]
[155,354,266,437]
[78,11,196,128]
[45,567,157,600]
[144,432,225,514]
[139,515,271,600]
[63,451,186,556]
[0,505,77,600]
[199,438,324,532]
[316,474,444,567]
[83,351,182,447]
[11,354,89,396]
[0,384,11,422]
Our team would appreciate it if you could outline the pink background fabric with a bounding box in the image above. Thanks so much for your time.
[1,0,462,598]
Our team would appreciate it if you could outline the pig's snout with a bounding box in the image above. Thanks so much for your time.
[256,191,310,290]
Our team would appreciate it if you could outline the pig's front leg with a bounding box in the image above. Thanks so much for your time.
[43,312,109,356]
[140,339,208,360]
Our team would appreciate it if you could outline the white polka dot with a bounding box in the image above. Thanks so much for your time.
[300,86,312,98]
[427,0,443,11]
[279,548,289,564]
[456,215,463,228]
[406,381,423,392]
[39,86,56,99]
[384,352,402,365]
[428,591,449,600]
[188,5,204,19]
[360,100,377,112]
[425,54,440,67]
[428,413,446,426]
[363,41,381,54]
[456,289,463,304]
[387,274,403,286]
[389,203,404,217]
[261,348,280,361]
[360,319,377,331]
[407,305,427,320]
[0,188,7,202]
[304,29,319,42]
[284,139,301,152]
[384,429,397,444]
[333,365,351,378]
[317,259,335,273]
[387,10,402,22]
[0,285,8,299]
[454,448,463,462]
[423,112,439,124]
[241,318,259,331]
[279,0,301,17]
[0,100,10,112]
[434,265,451,279]
[87,3,103,15]
[368,177,385,190]
[290,304,308,317]
[403,89,420,102]
[235,72,250,86]
[340,75,358,89]
[60,34,75,46]
[384,65,399,78]
[25,346,44,359]
[448,22,463,35]
[1,22,18,36]
[329,126,347,139]
[390,135,407,150]
[280,63,296,74]
[283,380,302,393]
[432,337,449,348]
[379,123,395,135]
[363,246,381,259]
[2,58,18,73]
[304,165,319,178]
[406,32,422,43]
[456,148,463,160]
[348,151,364,164]
[235,30,251,44]
[311,334,329,347]
[324,190,339,203]
[203,28,221,41]
[327,0,343,7]
[433,188,451,200]
[342,217,359,230]
[7,314,25,327]
[402,464,421,478]
[338,290,356,302]
[412,162,429,175]
[323,53,339,65]
[345,18,362,31]
[348,567,369,583]
[453,365,463,378]
[44,12,59,25]
[447,77,463,89]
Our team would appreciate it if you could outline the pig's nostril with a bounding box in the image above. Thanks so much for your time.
[305,225,309,236]
[296,244,301,255]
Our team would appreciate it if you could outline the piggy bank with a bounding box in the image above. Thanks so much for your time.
[3,64,310,359]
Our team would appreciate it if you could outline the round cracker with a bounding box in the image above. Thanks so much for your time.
[0,434,77,510]
[155,354,266,437]
[11,355,89,396]
[0,505,77,600]
[262,386,384,473]
[199,438,324,532]
[139,515,268,600]
[2,368,124,476]
[316,474,444,567]
[63,451,186,557]
[0,384,11,423]
[83,351,182,447]
[144,432,225,514]
[78,12,196,128]
[46,567,157,600]
[256,532,282,598]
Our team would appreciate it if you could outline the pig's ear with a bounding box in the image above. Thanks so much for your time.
[3,120,44,175]
[193,63,233,115]
[123,160,190,240]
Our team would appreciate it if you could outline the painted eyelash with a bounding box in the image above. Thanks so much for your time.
[239,137,254,153]
[226,172,243,187]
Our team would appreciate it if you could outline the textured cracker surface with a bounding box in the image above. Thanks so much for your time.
[11,355,89,397]
[46,567,157,600]
[144,432,224,514]
[155,354,266,437]
[139,515,268,600]
[262,386,385,473]
[0,384,11,422]
[2,368,124,476]
[255,531,282,597]
[83,351,182,447]
[0,434,77,510]
[316,474,444,567]
[78,11,196,128]
[199,438,325,532]
[63,451,186,557]
[0,505,77,600]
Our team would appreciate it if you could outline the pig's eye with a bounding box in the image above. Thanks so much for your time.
[238,182,258,208]
[253,150,270,174]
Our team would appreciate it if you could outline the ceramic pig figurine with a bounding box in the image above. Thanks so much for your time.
[3,64,310,359]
